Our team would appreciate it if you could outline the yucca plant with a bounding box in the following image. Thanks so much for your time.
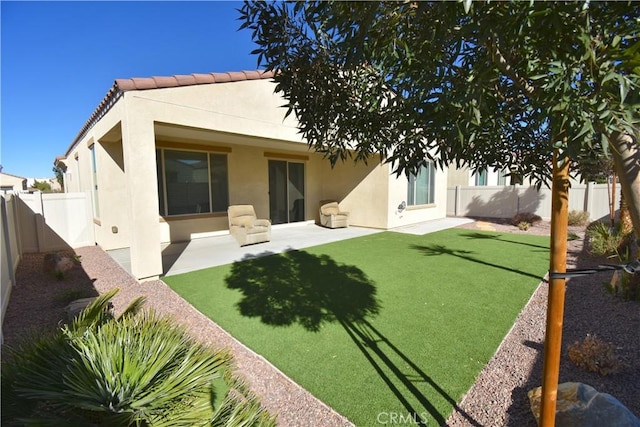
[586,222,631,259]
[211,371,277,427]
[2,289,276,427]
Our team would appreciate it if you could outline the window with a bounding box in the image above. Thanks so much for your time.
[156,149,229,216]
[497,170,507,186]
[475,169,488,186]
[407,161,435,206]
[90,144,99,218]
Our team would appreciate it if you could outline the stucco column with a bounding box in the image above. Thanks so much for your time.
[121,96,163,280]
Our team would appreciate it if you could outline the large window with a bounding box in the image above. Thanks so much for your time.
[407,161,435,206]
[156,149,229,216]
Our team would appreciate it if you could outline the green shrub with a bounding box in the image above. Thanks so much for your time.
[517,221,531,231]
[567,232,580,241]
[2,289,276,427]
[567,210,590,226]
[30,179,51,192]
[586,222,639,300]
[585,222,628,257]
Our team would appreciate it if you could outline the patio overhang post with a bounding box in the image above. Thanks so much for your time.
[539,149,570,427]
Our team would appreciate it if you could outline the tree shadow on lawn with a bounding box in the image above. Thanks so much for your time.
[225,250,481,426]
[225,249,378,331]
[411,243,545,281]
[459,231,550,251]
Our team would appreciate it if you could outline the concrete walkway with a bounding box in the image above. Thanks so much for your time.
[108,217,474,277]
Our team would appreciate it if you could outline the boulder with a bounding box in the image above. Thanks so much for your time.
[64,297,97,321]
[528,382,640,427]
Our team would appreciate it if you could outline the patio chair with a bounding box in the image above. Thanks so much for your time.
[319,201,349,229]
[227,205,271,246]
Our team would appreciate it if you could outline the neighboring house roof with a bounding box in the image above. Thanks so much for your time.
[66,70,275,156]
[0,172,27,180]
[0,172,27,191]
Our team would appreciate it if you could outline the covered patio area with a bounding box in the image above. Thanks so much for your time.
[107,217,473,277]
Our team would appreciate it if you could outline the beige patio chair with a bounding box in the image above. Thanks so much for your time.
[227,205,271,246]
[319,201,349,229]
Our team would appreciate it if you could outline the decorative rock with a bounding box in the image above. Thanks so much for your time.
[528,382,640,427]
[64,297,97,321]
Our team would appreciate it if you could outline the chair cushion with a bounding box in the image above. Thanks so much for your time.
[321,202,340,215]
[246,224,269,234]
[235,216,254,228]
[229,205,257,220]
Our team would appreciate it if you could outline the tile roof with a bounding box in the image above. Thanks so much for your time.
[65,70,275,156]
[115,70,274,91]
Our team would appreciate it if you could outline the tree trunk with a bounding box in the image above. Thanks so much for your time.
[619,191,633,236]
[609,132,640,245]
[540,151,570,427]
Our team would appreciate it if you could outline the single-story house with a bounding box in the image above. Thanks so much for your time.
[0,172,27,193]
[58,70,448,280]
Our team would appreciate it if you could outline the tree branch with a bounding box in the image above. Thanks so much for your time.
[488,36,536,97]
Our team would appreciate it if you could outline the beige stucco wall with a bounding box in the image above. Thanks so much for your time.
[386,165,449,229]
[317,159,449,229]
[319,160,390,229]
[130,79,304,145]
[0,173,26,192]
[96,139,131,250]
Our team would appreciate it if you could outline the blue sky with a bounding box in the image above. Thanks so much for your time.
[1,1,260,179]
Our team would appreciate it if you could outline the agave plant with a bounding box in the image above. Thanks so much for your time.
[2,289,276,427]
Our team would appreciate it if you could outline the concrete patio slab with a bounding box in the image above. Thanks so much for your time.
[107,217,473,277]
[389,216,474,235]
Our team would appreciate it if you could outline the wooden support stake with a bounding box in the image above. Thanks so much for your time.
[539,150,570,427]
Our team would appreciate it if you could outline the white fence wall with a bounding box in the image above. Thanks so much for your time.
[1,195,19,338]
[447,183,618,222]
[17,192,94,253]
[1,192,94,342]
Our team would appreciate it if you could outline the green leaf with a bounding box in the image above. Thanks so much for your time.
[612,35,621,48]
[601,72,616,84]
[618,75,630,103]
[473,107,481,125]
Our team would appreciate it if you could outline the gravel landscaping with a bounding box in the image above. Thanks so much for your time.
[2,219,638,426]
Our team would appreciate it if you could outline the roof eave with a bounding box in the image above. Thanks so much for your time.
[60,69,275,159]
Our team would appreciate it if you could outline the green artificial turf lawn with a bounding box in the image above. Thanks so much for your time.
[164,228,550,426]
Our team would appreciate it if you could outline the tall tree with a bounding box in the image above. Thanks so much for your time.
[53,160,66,192]
[240,0,640,233]
[240,1,640,425]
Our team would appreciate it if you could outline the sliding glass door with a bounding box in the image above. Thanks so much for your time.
[268,160,305,225]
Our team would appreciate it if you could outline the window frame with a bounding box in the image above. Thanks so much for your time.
[407,161,435,206]
[475,168,488,186]
[89,144,100,219]
[156,147,229,217]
